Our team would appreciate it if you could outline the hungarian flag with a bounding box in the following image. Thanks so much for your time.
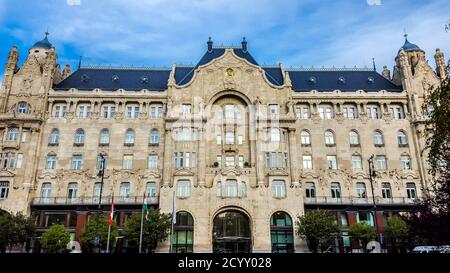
[109,196,115,227]
[143,193,152,222]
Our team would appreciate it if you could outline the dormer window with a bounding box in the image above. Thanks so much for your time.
[368,76,375,84]
[81,75,89,82]
[141,76,149,84]
[309,76,317,84]
[112,75,120,82]
[338,76,346,84]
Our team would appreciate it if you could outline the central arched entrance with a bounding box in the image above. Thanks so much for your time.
[212,210,252,253]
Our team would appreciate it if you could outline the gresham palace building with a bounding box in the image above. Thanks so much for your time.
[0,33,447,253]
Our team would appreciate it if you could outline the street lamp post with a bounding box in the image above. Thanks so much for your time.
[95,154,106,253]
[368,155,379,244]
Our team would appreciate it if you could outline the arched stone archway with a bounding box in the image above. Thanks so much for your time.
[212,209,252,253]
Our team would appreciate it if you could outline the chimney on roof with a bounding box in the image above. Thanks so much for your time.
[207,37,213,53]
[242,37,248,53]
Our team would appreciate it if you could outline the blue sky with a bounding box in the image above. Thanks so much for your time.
[0,0,449,83]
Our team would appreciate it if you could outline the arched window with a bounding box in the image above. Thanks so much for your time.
[374,130,384,146]
[173,211,194,253]
[270,212,294,253]
[301,130,311,145]
[397,131,408,146]
[325,130,335,145]
[150,129,160,144]
[7,128,19,141]
[177,180,191,198]
[331,182,341,200]
[100,129,110,145]
[356,182,367,199]
[125,129,135,145]
[49,129,60,145]
[17,101,32,114]
[349,130,360,145]
[74,129,85,144]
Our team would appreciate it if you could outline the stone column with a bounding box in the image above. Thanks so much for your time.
[197,127,206,187]
[255,127,265,187]
[163,128,173,187]
[18,125,23,146]
[288,128,299,187]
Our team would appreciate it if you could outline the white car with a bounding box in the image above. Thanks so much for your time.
[412,246,440,253]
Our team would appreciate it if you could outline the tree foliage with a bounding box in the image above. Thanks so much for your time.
[348,222,376,252]
[0,211,35,253]
[40,224,70,253]
[124,209,172,253]
[296,210,340,253]
[384,216,408,253]
[406,69,450,245]
[80,214,118,252]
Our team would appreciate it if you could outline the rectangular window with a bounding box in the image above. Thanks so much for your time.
[46,155,57,170]
[401,156,411,171]
[0,181,10,199]
[225,180,238,197]
[127,105,140,118]
[119,182,131,201]
[96,156,108,170]
[319,106,333,119]
[123,155,133,170]
[238,155,244,168]
[343,106,358,119]
[71,155,83,170]
[225,156,235,167]
[148,155,158,169]
[375,156,387,170]
[102,105,117,118]
[327,155,337,170]
[21,130,27,143]
[216,155,222,168]
[77,105,92,118]
[225,132,235,144]
[150,104,164,119]
[16,154,23,169]
[390,106,404,119]
[237,135,244,145]
[177,180,191,198]
[216,135,222,145]
[268,104,279,116]
[303,155,313,170]
[181,104,192,115]
[296,106,310,119]
[54,105,68,118]
[352,155,362,171]
[272,180,286,198]
[367,106,381,119]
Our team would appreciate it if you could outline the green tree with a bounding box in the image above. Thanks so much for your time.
[0,212,35,253]
[40,224,70,253]
[349,222,376,252]
[124,209,172,253]
[80,215,118,253]
[384,216,408,253]
[296,210,340,253]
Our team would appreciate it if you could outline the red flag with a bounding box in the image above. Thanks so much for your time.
[109,196,114,227]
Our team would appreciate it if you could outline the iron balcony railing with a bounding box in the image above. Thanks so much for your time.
[304,196,418,206]
[32,195,158,206]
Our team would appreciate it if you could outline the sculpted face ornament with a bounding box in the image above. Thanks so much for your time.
[225,68,235,77]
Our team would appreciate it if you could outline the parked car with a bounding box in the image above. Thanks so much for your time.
[412,246,440,253]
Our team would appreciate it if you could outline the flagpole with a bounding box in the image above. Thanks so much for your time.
[169,191,176,254]
[106,196,114,254]
[106,224,111,253]
[139,193,145,254]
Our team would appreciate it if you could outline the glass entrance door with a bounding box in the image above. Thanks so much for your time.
[212,210,252,253]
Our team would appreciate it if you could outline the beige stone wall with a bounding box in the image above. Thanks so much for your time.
[0,42,447,252]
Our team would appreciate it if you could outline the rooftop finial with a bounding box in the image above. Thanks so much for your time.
[372,58,376,71]
[207,37,213,52]
[242,37,248,52]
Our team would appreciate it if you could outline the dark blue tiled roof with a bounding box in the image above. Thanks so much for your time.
[262,67,284,86]
[33,36,52,50]
[400,38,422,53]
[54,67,171,91]
[288,70,402,92]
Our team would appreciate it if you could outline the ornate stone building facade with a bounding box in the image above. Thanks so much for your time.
[0,34,447,253]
